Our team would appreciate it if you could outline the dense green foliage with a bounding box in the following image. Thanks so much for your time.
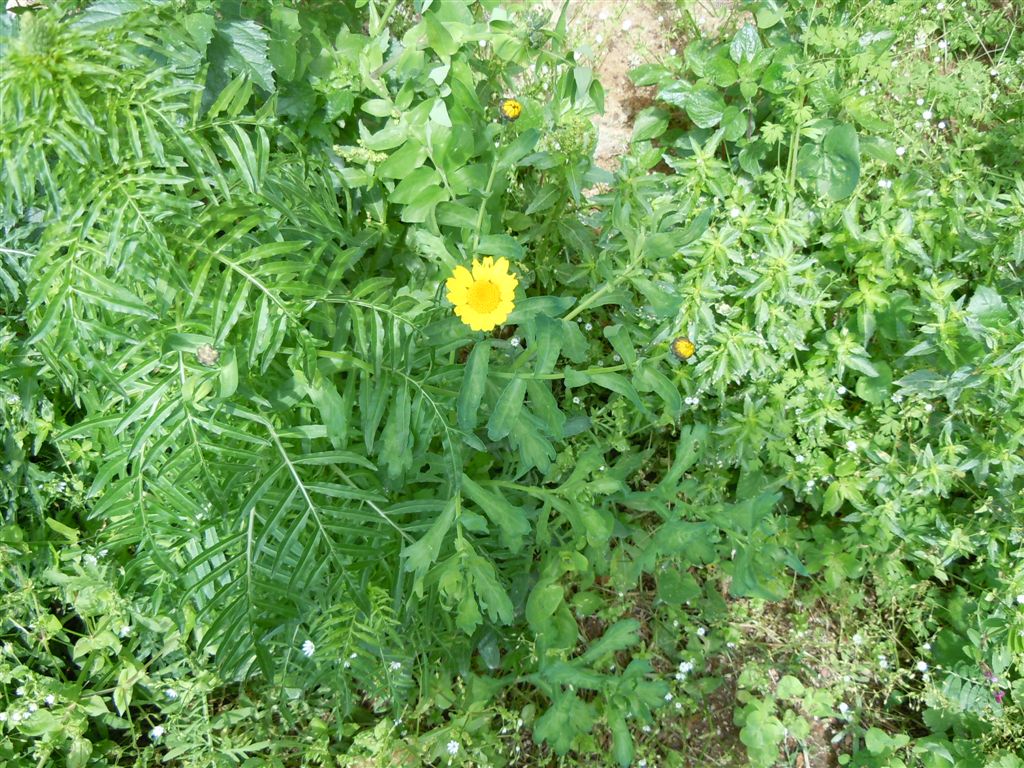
[1,0,1022,766]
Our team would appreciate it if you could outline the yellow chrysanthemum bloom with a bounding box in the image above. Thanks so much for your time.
[671,337,696,360]
[498,97,522,122]
[446,257,518,332]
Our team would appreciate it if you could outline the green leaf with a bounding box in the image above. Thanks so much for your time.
[632,107,669,142]
[534,693,595,754]
[579,619,640,663]
[799,123,860,200]
[609,709,634,768]
[67,737,94,768]
[423,12,459,57]
[458,342,490,430]
[865,727,891,754]
[461,475,529,553]
[487,377,527,440]
[477,234,523,260]
[686,87,726,128]
[730,24,762,63]
[402,498,456,596]
[776,675,805,699]
[526,581,563,633]
[217,20,274,91]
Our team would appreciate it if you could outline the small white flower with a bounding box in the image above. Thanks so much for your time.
[938,40,948,50]
[878,179,892,190]
[44,695,55,707]
[846,440,858,452]
[923,109,933,120]
[622,18,633,31]
[696,627,706,637]
[584,322,593,331]
[0,713,7,722]
[446,740,460,756]
[1016,594,1024,604]
[837,385,847,395]
[891,393,904,403]
[879,656,889,669]
[730,206,741,218]
[923,642,932,651]
[15,687,24,697]
[598,10,608,20]
[795,454,805,464]
[479,39,486,47]
[853,633,863,646]
[10,712,22,723]
[917,661,929,672]
[27,703,37,713]
[302,640,315,658]
[916,97,925,106]
[119,625,132,638]
[896,146,906,156]
[669,48,677,56]
[595,34,603,44]
[165,689,178,700]
[509,336,521,348]
[572,396,582,405]
[838,702,849,715]
[938,121,947,129]
[642,724,652,733]
[990,68,999,77]
[937,1,945,8]
[664,692,673,702]
[150,725,165,740]
[389,661,402,671]
[924,402,933,413]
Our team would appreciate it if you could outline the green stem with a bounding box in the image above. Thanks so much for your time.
[470,158,500,255]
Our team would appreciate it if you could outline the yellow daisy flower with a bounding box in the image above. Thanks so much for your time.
[446,257,518,332]
[671,337,696,360]
[498,97,522,122]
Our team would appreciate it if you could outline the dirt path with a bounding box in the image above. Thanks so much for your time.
[543,0,732,168]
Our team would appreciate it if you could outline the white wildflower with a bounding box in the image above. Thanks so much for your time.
[795,454,805,464]
[917,661,928,672]
[389,661,402,671]
[896,146,906,156]
[846,440,858,452]
[446,740,460,756]
[150,725,165,740]
[302,640,315,658]
[923,109,933,120]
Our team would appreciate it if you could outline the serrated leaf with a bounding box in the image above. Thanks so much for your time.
[217,20,275,92]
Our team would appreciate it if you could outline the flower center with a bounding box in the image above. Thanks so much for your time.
[467,280,502,314]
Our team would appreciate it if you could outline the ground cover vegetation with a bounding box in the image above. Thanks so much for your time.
[1,0,1022,765]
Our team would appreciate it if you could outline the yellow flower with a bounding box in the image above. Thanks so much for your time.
[446,257,518,332]
[498,97,522,122]
[671,337,696,360]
